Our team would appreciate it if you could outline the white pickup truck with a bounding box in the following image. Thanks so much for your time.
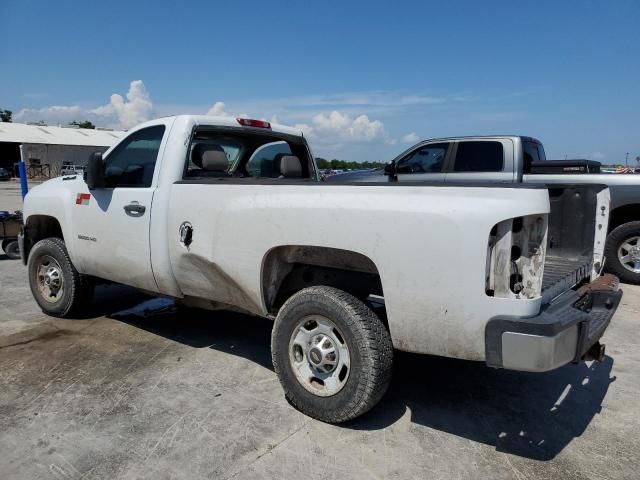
[20,115,622,423]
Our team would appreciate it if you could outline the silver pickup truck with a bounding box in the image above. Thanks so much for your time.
[328,136,640,284]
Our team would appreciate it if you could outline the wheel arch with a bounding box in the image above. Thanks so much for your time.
[609,203,640,230]
[22,215,65,263]
[261,245,385,316]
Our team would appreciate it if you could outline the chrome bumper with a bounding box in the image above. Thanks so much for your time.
[485,274,621,372]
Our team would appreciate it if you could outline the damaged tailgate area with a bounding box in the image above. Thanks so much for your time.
[486,184,607,302]
[541,184,606,303]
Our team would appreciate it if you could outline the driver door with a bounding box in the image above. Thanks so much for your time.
[71,125,166,292]
[395,142,450,183]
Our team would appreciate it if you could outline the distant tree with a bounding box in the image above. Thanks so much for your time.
[315,157,330,169]
[0,109,12,122]
[70,120,96,129]
[315,157,385,170]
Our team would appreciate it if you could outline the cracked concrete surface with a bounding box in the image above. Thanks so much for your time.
[0,256,639,479]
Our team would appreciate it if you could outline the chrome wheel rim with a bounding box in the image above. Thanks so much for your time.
[618,236,640,274]
[288,315,351,397]
[35,255,64,303]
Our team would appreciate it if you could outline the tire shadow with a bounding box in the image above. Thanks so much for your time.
[106,287,615,461]
[349,351,615,461]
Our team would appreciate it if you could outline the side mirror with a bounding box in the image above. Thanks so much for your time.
[395,162,413,174]
[384,160,396,176]
[86,152,104,189]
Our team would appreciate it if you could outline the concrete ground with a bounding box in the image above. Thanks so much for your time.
[1,257,639,479]
[1,181,639,479]
[0,179,32,213]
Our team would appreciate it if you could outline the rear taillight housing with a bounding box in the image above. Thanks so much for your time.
[486,214,548,299]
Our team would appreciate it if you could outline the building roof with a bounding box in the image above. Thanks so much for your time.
[0,122,124,147]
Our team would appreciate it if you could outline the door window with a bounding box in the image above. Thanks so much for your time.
[396,143,449,174]
[453,141,504,172]
[103,125,165,187]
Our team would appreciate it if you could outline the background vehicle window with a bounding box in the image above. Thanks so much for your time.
[246,141,293,177]
[523,140,546,166]
[396,143,449,174]
[453,141,504,172]
[104,125,165,187]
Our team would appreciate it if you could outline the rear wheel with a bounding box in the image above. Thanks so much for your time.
[27,238,94,317]
[2,240,20,260]
[271,286,393,423]
[605,221,640,284]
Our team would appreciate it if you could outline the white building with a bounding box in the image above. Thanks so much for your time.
[0,122,124,177]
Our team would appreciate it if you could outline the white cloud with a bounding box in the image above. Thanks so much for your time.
[402,132,419,144]
[90,80,153,128]
[294,111,385,143]
[15,80,154,129]
[206,101,231,116]
[591,151,605,160]
[13,84,391,151]
[14,105,85,124]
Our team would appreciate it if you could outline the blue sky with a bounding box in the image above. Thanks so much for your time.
[1,0,638,163]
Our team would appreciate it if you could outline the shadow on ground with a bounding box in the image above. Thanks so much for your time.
[106,286,615,462]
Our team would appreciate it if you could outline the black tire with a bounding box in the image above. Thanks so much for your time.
[271,286,393,423]
[27,237,94,317]
[604,221,640,285]
[3,240,20,260]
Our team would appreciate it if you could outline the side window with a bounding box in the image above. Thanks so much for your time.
[246,141,293,177]
[104,125,165,187]
[396,143,449,174]
[453,141,504,172]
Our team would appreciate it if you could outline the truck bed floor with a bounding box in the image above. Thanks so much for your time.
[541,255,592,304]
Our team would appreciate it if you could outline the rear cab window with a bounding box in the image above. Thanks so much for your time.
[184,127,314,180]
[453,141,504,172]
[523,140,547,171]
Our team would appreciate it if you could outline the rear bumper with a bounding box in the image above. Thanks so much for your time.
[485,274,621,372]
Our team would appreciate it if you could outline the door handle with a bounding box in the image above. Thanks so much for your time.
[124,202,146,216]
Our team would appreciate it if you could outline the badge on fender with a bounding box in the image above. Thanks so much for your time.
[75,193,91,205]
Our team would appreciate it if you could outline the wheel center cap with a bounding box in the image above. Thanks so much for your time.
[631,246,640,261]
[309,347,323,365]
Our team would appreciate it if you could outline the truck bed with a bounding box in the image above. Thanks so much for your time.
[541,255,592,303]
[539,183,604,304]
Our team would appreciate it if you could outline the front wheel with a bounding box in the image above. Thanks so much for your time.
[605,221,640,285]
[271,286,393,423]
[27,238,94,317]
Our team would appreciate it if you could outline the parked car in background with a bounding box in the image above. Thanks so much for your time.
[0,210,22,259]
[60,165,86,177]
[327,135,640,284]
[0,167,11,181]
